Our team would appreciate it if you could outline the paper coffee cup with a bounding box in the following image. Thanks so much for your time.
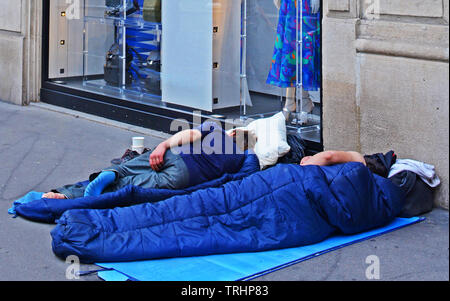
[132,137,145,147]
[132,137,145,154]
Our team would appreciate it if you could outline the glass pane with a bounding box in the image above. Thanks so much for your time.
[46,0,322,144]
[48,0,86,79]
[233,0,323,144]
[82,0,163,100]
[48,0,164,103]
[83,17,115,79]
[294,0,322,143]
[212,0,242,110]
[161,0,213,111]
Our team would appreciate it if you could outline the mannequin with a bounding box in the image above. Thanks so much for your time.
[267,0,321,123]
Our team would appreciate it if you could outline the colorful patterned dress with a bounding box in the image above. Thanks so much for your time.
[266,0,321,90]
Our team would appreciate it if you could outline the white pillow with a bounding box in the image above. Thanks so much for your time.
[246,112,291,169]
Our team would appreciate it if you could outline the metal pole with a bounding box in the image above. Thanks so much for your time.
[82,0,87,82]
[296,0,303,124]
[121,0,127,89]
[240,0,248,118]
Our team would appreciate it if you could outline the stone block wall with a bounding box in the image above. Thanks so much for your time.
[0,0,41,105]
[323,0,449,209]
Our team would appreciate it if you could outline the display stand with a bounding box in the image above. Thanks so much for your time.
[240,0,248,118]
[82,0,163,104]
[81,0,243,112]
[295,0,321,138]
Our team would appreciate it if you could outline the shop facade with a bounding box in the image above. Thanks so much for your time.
[0,0,449,209]
[39,0,324,151]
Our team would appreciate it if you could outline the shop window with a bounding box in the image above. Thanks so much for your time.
[46,0,322,144]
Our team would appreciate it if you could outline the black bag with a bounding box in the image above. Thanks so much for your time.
[106,0,121,7]
[141,50,161,94]
[104,43,134,86]
[390,171,435,218]
[145,50,161,72]
[105,0,140,17]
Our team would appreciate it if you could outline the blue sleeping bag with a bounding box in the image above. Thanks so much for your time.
[14,152,260,223]
[50,162,405,263]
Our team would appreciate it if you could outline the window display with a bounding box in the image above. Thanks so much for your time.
[46,0,322,144]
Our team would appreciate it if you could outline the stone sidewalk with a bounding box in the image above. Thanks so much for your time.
[0,100,448,281]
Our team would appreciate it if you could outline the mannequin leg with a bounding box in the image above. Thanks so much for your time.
[300,89,315,114]
[282,87,314,122]
[282,87,296,121]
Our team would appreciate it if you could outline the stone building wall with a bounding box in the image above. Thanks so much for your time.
[0,0,41,106]
[323,0,449,209]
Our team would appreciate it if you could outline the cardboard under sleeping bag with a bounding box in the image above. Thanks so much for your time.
[48,162,405,263]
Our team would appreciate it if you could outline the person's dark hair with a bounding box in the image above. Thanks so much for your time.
[232,129,257,152]
[363,156,389,177]
[363,151,397,178]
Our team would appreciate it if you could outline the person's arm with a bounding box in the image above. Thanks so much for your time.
[149,129,202,171]
[165,129,202,149]
[300,151,366,166]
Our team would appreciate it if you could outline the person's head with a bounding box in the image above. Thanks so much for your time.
[229,129,257,152]
[364,157,389,177]
[363,152,397,178]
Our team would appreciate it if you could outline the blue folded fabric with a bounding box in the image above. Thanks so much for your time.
[8,191,44,216]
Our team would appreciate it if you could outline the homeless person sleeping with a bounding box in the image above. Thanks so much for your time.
[43,121,258,200]
[10,114,438,264]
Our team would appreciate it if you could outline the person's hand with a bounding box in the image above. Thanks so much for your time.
[311,0,321,14]
[42,192,67,199]
[300,156,313,166]
[149,142,168,171]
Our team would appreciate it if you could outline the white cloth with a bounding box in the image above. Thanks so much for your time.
[228,112,291,170]
[246,112,291,169]
[388,159,441,188]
